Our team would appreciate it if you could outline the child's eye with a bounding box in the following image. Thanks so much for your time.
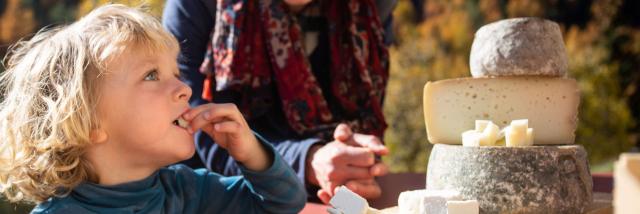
[144,69,159,81]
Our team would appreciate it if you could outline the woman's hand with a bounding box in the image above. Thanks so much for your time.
[183,103,271,171]
[306,124,389,204]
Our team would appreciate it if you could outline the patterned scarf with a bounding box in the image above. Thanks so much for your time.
[200,0,389,138]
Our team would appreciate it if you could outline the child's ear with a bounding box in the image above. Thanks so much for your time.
[90,129,108,144]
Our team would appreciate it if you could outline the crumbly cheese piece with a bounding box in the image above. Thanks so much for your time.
[475,120,490,132]
[329,186,369,214]
[398,189,462,214]
[480,121,500,146]
[446,200,479,214]
[462,130,482,147]
[176,117,189,128]
[463,120,501,147]
[614,153,640,214]
[424,77,578,145]
[505,119,534,147]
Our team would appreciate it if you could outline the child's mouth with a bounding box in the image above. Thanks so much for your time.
[173,117,189,129]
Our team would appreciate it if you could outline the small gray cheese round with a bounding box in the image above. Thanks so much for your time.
[470,17,568,77]
[426,144,592,213]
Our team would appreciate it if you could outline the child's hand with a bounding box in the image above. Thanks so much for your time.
[183,103,271,171]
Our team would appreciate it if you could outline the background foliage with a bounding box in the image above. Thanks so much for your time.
[1,0,639,212]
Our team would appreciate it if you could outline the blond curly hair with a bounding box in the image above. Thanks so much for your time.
[0,4,178,203]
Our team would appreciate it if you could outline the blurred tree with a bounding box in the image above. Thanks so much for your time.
[77,0,164,17]
[0,0,37,70]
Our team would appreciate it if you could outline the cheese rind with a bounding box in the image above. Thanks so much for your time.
[423,77,579,145]
[427,144,593,213]
[469,18,568,77]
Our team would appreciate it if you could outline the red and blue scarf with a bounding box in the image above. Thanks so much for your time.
[200,0,389,138]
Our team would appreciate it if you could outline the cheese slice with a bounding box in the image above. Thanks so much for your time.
[614,153,640,214]
[423,77,579,144]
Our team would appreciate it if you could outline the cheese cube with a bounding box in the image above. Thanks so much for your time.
[464,120,501,146]
[526,128,534,145]
[398,189,462,214]
[480,121,500,146]
[475,120,490,132]
[505,119,533,147]
[423,77,579,144]
[329,186,368,214]
[462,130,482,147]
[446,200,479,214]
[614,153,640,214]
[510,119,529,131]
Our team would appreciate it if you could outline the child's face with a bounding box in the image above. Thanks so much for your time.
[95,47,194,167]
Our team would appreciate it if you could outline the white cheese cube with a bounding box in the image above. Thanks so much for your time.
[614,153,640,214]
[327,207,342,214]
[525,128,534,146]
[462,130,482,147]
[506,119,531,147]
[446,200,479,214]
[479,121,500,146]
[398,189,462,214]
[510,119,529,131]
[475,120,490,132]
[329,186,369,214]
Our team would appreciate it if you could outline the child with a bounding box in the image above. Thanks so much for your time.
[0,4,306,213]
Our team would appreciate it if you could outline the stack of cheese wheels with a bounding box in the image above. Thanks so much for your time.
[423,18,593,213]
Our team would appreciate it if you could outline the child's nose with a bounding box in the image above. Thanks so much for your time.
[175,81,192,101]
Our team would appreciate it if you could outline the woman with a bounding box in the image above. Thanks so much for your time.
[163,0,396,203]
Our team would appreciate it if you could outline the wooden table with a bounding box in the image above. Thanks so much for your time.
[301,172,613,213]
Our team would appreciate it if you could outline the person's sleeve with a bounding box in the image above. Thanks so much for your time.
[188,139,307,213]
[195,130,323,199]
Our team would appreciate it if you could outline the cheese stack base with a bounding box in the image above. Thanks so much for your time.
[426,144,593,214]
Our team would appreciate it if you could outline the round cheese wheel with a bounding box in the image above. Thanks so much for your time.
[426,144,592,213]
[470,18,568,77]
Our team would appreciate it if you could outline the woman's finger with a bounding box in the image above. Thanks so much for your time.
[352,134,388,155]
[333,123,353,142]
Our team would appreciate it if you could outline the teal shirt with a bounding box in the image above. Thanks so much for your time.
[31,141,306,214]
